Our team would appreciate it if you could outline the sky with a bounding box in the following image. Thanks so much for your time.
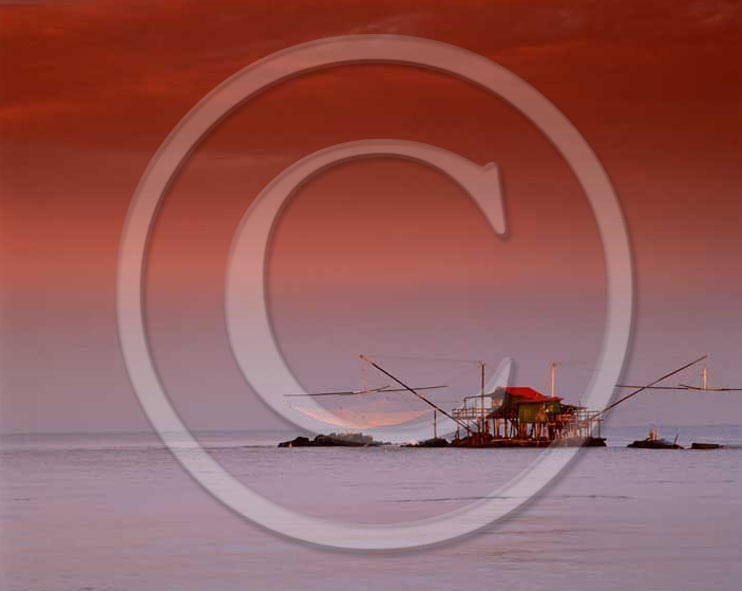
[1,0,741,433]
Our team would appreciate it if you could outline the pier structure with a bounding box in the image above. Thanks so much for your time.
[451,386,603,446]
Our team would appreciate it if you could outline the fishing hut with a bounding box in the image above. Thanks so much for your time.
[450,386,604,447]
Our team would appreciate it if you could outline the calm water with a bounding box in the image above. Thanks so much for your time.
[2,427,741,590]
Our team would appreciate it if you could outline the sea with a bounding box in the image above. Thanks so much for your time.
[2,425,741,591]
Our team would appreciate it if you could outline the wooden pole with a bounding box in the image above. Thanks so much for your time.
[360,355,472,435]
[549,361,556,397]
[598,354,709,417]
[480,361,486,436]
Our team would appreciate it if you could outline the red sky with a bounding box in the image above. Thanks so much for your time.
[1,1,741,432]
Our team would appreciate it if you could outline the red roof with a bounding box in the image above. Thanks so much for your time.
[502,387,562,404]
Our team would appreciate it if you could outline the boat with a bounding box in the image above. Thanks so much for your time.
[628,428,683,449]
[690,442,724,450]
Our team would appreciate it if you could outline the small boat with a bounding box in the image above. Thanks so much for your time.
[628,428,683,449]
[691,442,724,450]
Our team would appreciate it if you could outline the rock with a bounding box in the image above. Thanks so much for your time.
[278,432,388,448]
[402,438,449,448]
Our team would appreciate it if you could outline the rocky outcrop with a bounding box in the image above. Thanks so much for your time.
[278,432,388,447]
